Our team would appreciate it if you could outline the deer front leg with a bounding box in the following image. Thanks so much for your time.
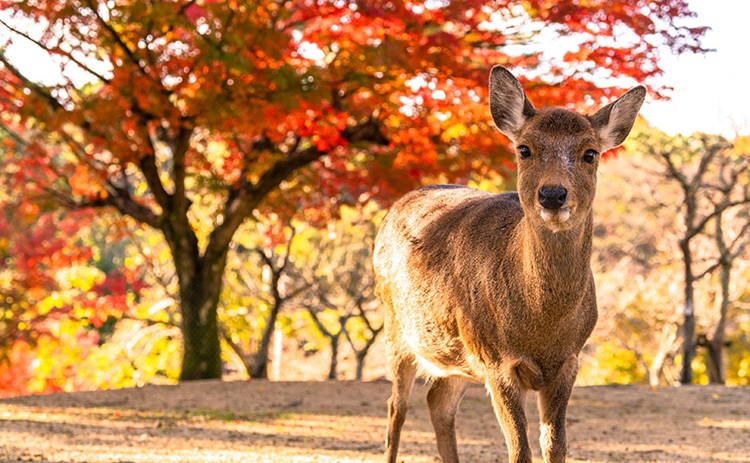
[537,355,578,463]
[427,376,470,463]
[486,368,532,463]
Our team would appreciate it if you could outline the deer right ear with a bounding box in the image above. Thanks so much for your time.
[489,66,536,142]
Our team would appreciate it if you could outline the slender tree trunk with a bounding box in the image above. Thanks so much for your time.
[249,234,295,379]
[355,352,366,381]
[306,309,344,381]
[680,239,696,385]
[346,328,382,381]
[706,260,731,385]
[705,336,724,384]
[680,308,695,384]
[328,334,339,380]
[250,303,282,379]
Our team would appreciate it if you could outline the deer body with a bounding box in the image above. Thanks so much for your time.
[373,67,645,463]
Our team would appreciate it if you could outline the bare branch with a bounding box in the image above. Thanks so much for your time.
[687,198,750,241]
[689,137,727,190]
[693,261,720,281]
[660,149,689,191]
[278,225,297,273]
[305,306,334,338]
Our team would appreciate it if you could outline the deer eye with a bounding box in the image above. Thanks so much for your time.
[518,145,532,160]
[582,149,598,164]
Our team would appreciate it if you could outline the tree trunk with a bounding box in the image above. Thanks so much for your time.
[705,336,724,384]
[328,334,339,380]
[250,303,282,379]
[168,225,228,381]
[680,307,695,384]
[706,260,731,385]
[343,314,382,382]
[679,239,696,385]
[351,334,381,381]
[179,279,223,380]
[355,352,365,381]
[249,244,291,379]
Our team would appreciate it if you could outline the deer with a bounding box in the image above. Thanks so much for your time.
[372,65,646,463]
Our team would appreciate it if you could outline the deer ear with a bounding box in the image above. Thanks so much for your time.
[589,86,647,151]
[489,66,536,142]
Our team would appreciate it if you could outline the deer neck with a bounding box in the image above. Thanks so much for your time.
[515,212,594,312]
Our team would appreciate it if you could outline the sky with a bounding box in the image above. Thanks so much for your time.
[639,0,750,138]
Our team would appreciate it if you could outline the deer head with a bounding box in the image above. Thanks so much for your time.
[489,66,646,233]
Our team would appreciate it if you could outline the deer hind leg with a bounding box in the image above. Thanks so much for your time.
[427,376,470,463]
[385,353,417,463]
[537,355,578,463]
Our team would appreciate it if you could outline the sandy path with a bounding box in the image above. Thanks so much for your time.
[1,380,748,462]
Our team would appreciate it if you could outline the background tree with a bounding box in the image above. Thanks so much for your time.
[0,0,708,380]
[699,145,750,384]
[644,134,750,384]
[586,138,684,385]
[221,222,308,379]
[297,205,382,381]
[593,127,750,386]
[0,206,156,395]
[344,302,383,381]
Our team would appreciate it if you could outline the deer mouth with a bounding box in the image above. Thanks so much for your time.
[540,206,573,225]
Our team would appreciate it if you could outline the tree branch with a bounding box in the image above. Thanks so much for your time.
[204,116,388,266]
[87,0,151,79]
[687,198,750,241]
[690,137,727,190]
[93,185,161,228]
[0,51,63,111]
[660,149,689,191]
[306,306,334,339]
[139,147,172,212]
[0,17,111,84]
[171,124,194,215]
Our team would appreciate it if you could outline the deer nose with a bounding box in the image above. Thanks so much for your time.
[538,186,567,210]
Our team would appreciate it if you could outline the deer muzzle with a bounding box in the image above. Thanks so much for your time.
[538,186,567,210]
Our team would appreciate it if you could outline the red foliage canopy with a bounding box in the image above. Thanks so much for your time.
[0,0,706,220]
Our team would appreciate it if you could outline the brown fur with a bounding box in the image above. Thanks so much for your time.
[373,66,646,463]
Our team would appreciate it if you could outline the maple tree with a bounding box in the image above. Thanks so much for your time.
[0,203,151,395]
[297,205,383,381]
[219,220,307,379]
[0,0,707,380]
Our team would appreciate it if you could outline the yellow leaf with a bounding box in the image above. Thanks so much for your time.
[441,123,468,142]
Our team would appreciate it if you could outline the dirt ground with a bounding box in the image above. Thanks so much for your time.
[0,380,748,463]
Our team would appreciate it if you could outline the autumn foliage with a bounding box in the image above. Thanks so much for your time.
[0,0,707,388]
